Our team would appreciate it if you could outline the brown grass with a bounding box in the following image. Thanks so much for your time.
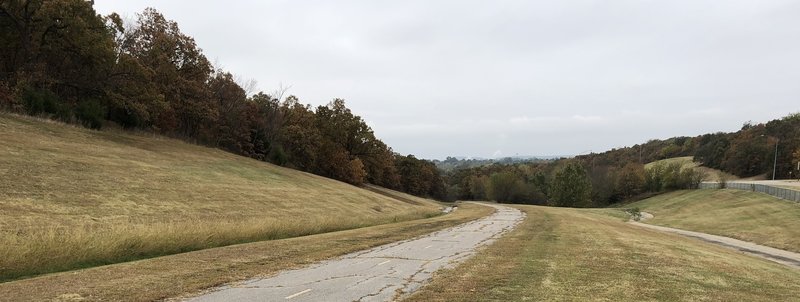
[407,205,800,301]
[646,156,739,181]
[0,113,443,281]
[629,189,800,253]
[0,203,493,302]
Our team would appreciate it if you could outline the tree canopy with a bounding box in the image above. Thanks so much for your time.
[0,1,445,199]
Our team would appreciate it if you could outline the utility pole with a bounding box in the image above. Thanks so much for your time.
[761,135,779,180]
[639,145,643,164]
[773,139,779,180]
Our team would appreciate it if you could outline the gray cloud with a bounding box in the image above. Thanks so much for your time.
[96,0,800,159]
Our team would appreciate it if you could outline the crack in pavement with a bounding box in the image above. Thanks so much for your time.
[294,273,362,288]
[185,203,525,302]
[356,256,428,261]
[355,282,398,302]
[347,272,384,289]
[393,265,429,300]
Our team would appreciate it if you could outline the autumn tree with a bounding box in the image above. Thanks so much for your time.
[720,129,770,177]
[616,163,645,199]
[548,162,592,207]
[121,8,215,137]
[1,0,117,127]
[362,143,401,189]
[392,155,444,198]
[793,149,800,179]
[467,174,490,200]
[248,92,283,161]
[0,3,448,200]
[315,141,363,185]
[278,96,320,171]
[395,155,425,195]
[588,165,617,206]
[487,171,522,202]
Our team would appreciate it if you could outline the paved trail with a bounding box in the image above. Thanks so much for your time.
[187,203,525,302]
[630,213,800,268]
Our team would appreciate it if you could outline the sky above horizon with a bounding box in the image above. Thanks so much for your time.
[95,1,800,160]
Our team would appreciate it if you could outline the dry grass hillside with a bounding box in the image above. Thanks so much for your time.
[628,189,800,253]
[0,113,442,281]
[645,156,739,181]
[407,205,800,301]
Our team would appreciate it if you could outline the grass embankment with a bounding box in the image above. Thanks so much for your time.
[646,156,738,181]
[363,184,438,205]
[628,189,800,253]
[407,205,800,301]
[0,203,493,302]
[0,113,443,281]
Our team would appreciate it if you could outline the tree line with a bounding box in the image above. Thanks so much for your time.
[573,113,800,180]
[433,156,555,172]
[447,113,800,207]
[0,1,445,199]
[446,159,704,207]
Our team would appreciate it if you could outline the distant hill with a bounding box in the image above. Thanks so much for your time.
[575,113,799,180]
[434,156,561,172]
[440,113,799,207]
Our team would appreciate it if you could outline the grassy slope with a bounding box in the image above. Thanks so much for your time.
[363,184,438,205]
[646,156,738,181]
[0,203,493,302]
[407,205,800,301]
[627,189,800,253]
[0,113,442,281]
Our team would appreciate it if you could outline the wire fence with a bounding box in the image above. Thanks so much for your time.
[699,182,800,202]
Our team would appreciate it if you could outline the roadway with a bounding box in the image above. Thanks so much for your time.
[186,203,525,302]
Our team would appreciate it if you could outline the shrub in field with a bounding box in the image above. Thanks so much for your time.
[625,207,642,221]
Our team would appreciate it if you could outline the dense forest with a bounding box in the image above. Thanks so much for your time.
[446,113,800,207]
[0,1,445,199]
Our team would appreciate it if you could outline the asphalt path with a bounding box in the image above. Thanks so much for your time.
[186,203,525,302]
[630,212,800,268]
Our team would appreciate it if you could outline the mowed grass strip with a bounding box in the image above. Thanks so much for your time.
[0,113,442,281]
[629,189,800,253]
[407,205,800,301]
[0,203,493,302]
[0,210,438,282]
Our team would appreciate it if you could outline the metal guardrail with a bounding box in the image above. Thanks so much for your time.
[699,182,800,202]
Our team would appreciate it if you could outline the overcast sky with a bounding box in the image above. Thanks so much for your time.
[95,1,800,160]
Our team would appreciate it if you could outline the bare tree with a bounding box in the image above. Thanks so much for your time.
[234,74,258,97]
